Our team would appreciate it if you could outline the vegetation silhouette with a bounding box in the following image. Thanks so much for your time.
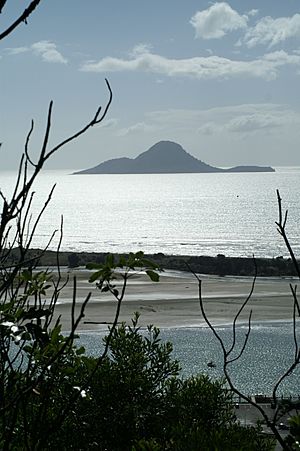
[0,4,298,450]
[190,190,300,450]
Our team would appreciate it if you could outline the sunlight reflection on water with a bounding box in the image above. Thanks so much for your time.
[79,322,300,396]
[0,168,299,258]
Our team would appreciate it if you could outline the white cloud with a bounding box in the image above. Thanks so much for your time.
[99,118,119,128]
[190,2,248,39]
[5,47,28,55]
[225,114,282,133]
[105,104,300,166]
[145,103,300,135]
[244,13,300,48]
[263,50,300,64]
[5,41,67,64]
[130,43,153,57]
[248,9,259,17]
[118,122,159,136]
[5,41,68,64]
[198,122,220,135]
[81,48,300,81]
[197,112,286,136]
[31,41,67,64]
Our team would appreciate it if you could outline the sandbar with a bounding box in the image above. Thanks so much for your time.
[47,268,297,332]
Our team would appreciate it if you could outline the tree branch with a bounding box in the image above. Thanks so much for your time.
[0,1,42,41]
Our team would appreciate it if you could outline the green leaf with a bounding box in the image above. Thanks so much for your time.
[89,270,103,283]
[23,345,33,353]
[141,258,160,270]
[76,346,86,355]
[0,301,15,313]
[22,308,51,320]
[118,255,127,267]
[145,270,159,282]
[106,253,115,267]
[21,269,32,281]
[86,262,103,270]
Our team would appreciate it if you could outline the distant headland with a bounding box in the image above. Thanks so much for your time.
[73,141,275,174]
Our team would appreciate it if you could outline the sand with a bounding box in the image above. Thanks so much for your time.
[47,268,297,332]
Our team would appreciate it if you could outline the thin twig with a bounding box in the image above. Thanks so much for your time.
[0,0,42,41]
[228,258,257,356]
[276,190,300,279]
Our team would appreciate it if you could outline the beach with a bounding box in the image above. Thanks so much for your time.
[50,269,296,332]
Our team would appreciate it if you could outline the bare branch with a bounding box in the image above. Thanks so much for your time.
[228,257,257,356]
[276,189,300,279]
[0,1,7,15]
[24,121,35,167]
[39,101,53,164]
[271,284,300,410]
[44,79,112,162]
[291,285,299,360]
[227,310,252,364]
[0,1,42,42]
[23,184,56,250]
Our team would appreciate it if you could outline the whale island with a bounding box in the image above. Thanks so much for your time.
[73,141,275,175]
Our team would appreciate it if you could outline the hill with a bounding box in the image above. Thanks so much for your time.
[73,141,275,174]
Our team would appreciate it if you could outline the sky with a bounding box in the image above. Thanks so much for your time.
[1,0,300,169]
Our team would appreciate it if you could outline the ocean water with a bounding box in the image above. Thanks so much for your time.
[0,167,299,258]
[1,168,300,395]
[79,322,300,396]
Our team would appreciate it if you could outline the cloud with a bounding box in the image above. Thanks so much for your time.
[81,48,300,81]
[190,2,248,39]
[31,41,67,64]
[5,41,67,64]
[145,103,300,136]
[118,122,159,136]
[244,13,300,48]
[263,50,300,64]
[107,104,300,166]
[130,43,153,57]
[197,122,220,135]
[225,114,282,133]
[247,9,259,17]
[196,112,286,136]
[5,47,28,55]
[99,118,119,128]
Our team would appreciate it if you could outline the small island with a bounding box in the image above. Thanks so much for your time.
[73,141,275,174]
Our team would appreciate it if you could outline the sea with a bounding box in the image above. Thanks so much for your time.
[1,167,300,395]
[0,167,299,258]
[79,322,300,396]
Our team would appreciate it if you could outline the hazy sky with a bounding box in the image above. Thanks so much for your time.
[1,1,300,169]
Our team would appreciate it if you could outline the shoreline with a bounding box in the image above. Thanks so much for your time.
[6,248,299,277]
[77,318,297,335]
[44,269,297,332]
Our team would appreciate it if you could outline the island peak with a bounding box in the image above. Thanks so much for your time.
[73,141,275,175]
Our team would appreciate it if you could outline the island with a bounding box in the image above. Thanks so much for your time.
[73,141,275,174]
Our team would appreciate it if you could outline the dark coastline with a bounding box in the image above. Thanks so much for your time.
[9,248,298,277]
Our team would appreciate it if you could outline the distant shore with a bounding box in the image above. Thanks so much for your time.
[7,248,298,277]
